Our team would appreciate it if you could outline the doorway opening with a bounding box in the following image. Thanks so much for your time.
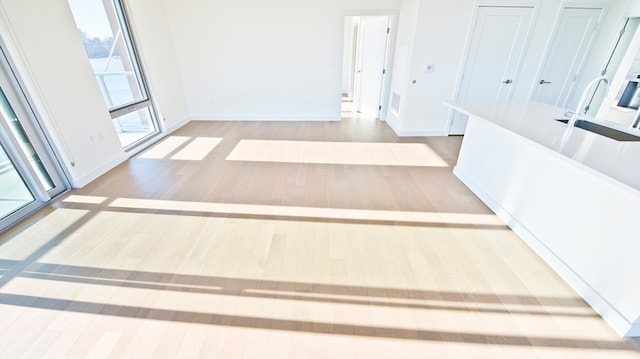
[342,16,390,119]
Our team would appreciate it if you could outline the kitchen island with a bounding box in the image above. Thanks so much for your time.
[444,101,640,337]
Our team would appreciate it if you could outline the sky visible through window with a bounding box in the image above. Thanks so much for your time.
[68,0,112,39]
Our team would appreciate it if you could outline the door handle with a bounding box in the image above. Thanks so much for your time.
[539,80,552,84]
[502,79,513,84]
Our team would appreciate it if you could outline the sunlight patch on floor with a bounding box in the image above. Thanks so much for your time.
[226,140,449,167]
[138,136,190,159]
[0,209,89,262]
[62,195,109,204]
[137,136,222,161]
[170,137,223,161]
[0,270,603,341]
[2,207,632,358]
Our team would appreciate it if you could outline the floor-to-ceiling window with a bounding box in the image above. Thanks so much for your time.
[0,47,68,232]
[68,0,160,150]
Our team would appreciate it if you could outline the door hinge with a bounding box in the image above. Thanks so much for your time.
[378,105,382,110]
[387,27,390,34]
[382,69,386,75]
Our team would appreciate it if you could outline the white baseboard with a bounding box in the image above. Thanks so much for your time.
[165,116,191,133]
[70,116,191,188]
[190,116,340,122]
[384,117,449,137]
[395,129,449,137]
[384,117,402,135]
[71,153,128,188]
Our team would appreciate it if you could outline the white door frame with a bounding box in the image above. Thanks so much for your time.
[342,12,396,120]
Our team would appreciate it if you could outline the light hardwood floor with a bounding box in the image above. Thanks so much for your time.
[1,109,639,358]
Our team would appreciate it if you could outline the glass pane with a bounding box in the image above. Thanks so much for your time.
[0,143,34,220]
[0,88,54,190]
[113,107,157,148]
[68,0,146,109]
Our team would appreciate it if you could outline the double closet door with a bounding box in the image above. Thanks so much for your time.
[451,5,604,134]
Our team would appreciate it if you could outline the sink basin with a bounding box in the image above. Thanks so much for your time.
[554,118,640,142]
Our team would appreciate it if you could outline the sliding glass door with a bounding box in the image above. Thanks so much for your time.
[68,0,160,150]
[0,143,34,220]
[0,48,68,232]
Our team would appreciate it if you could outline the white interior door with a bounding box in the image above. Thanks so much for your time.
[355,16,389,118]
[532,7,604,110]
[450,6,534,134]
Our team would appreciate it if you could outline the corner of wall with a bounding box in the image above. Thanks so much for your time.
[165,116,192,134]
[384,115,403,136]
[385,0,421,135]
[70,152,129,188]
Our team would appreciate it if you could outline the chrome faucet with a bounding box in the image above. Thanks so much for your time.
[560,76,609,147]
[567,76,610,128]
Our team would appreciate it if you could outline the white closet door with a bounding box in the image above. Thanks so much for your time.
[532,7,604,110]
[450,6,534,135]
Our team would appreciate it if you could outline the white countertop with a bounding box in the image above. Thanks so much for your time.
[444,101,640,191]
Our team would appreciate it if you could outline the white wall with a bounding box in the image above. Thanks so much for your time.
[385,0,419,135]
[163,0,401,121]
[0,0,189,187]
[392,0,635,136]
[0,0,127,187]
[398,0,475,136]
[127,0,190,133]
[625,0,640,18]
